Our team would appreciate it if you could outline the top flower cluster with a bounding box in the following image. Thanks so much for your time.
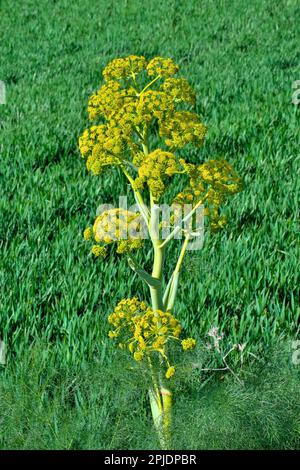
[102,55,179,81]
[79,55,206,176]
[79,55,243,251]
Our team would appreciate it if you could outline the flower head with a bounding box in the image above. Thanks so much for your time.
[147,57,179,77]
[83,227,92,241]
[107,298,197,378]
[91,245,107,257]
[160,111,207,148]
[160,78,196,105]
[103,55,147,81]
[134,149,182,201]
[84,208,144,257]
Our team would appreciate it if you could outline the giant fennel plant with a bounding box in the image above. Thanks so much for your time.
[78,55,243,449]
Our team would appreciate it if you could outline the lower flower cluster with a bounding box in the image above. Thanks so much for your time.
[108,298,196,379]
[83,208,144,257]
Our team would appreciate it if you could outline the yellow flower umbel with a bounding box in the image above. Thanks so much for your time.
[108,298,196,379]
[146,57,179,77]
[79,55,206,183]
[134,149,182,202]
[181,338,196,351]
[103,55,147,82]
[84,208,144,257]
[159,111,207,148]
[160,78,196,105]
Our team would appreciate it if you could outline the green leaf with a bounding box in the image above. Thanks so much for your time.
[128,257,161,288]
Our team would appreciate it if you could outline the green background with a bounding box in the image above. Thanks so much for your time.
[0,0,299,449]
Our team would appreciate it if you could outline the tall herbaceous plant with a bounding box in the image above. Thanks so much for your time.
[78,55,243,449]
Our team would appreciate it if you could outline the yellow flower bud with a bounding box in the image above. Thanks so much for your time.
[165,366,175,379]
[83,227,92,241]
[133,351,144,362]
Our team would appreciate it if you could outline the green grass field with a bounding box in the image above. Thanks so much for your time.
[0,0,299,450]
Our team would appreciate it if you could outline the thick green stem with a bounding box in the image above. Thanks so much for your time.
[121,165,150,223]
[149,191,164,311]
[148,388,165,448]
[148,356,172,450]
[148,386,172,450]
[150,241,164,310]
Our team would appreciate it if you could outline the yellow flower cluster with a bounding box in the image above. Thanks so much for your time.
[79,125,104,158]
[174,159,206,205]
[108,298,196,378]
[115,239,144,255]
[159,111,207,148]
[136,90,174,124]
[181,338,197,350]
[102,55,147,82]
[206,206,228,232]
[199,159,244,195]
[79,124,126,175]
[200,160,243,227]
[83,227,93,240]
[84,208,144,257]
[147,57,179,77]
[88,81,124,121]
[91,245,107,257]
[88,81,141,139]
[79,55,210,180]
[160,78,196,105]
[174,159,244,232]
[134,149,182,201]
[165,366,175,379]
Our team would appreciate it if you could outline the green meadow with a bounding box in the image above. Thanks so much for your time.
[0,0,299,449]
